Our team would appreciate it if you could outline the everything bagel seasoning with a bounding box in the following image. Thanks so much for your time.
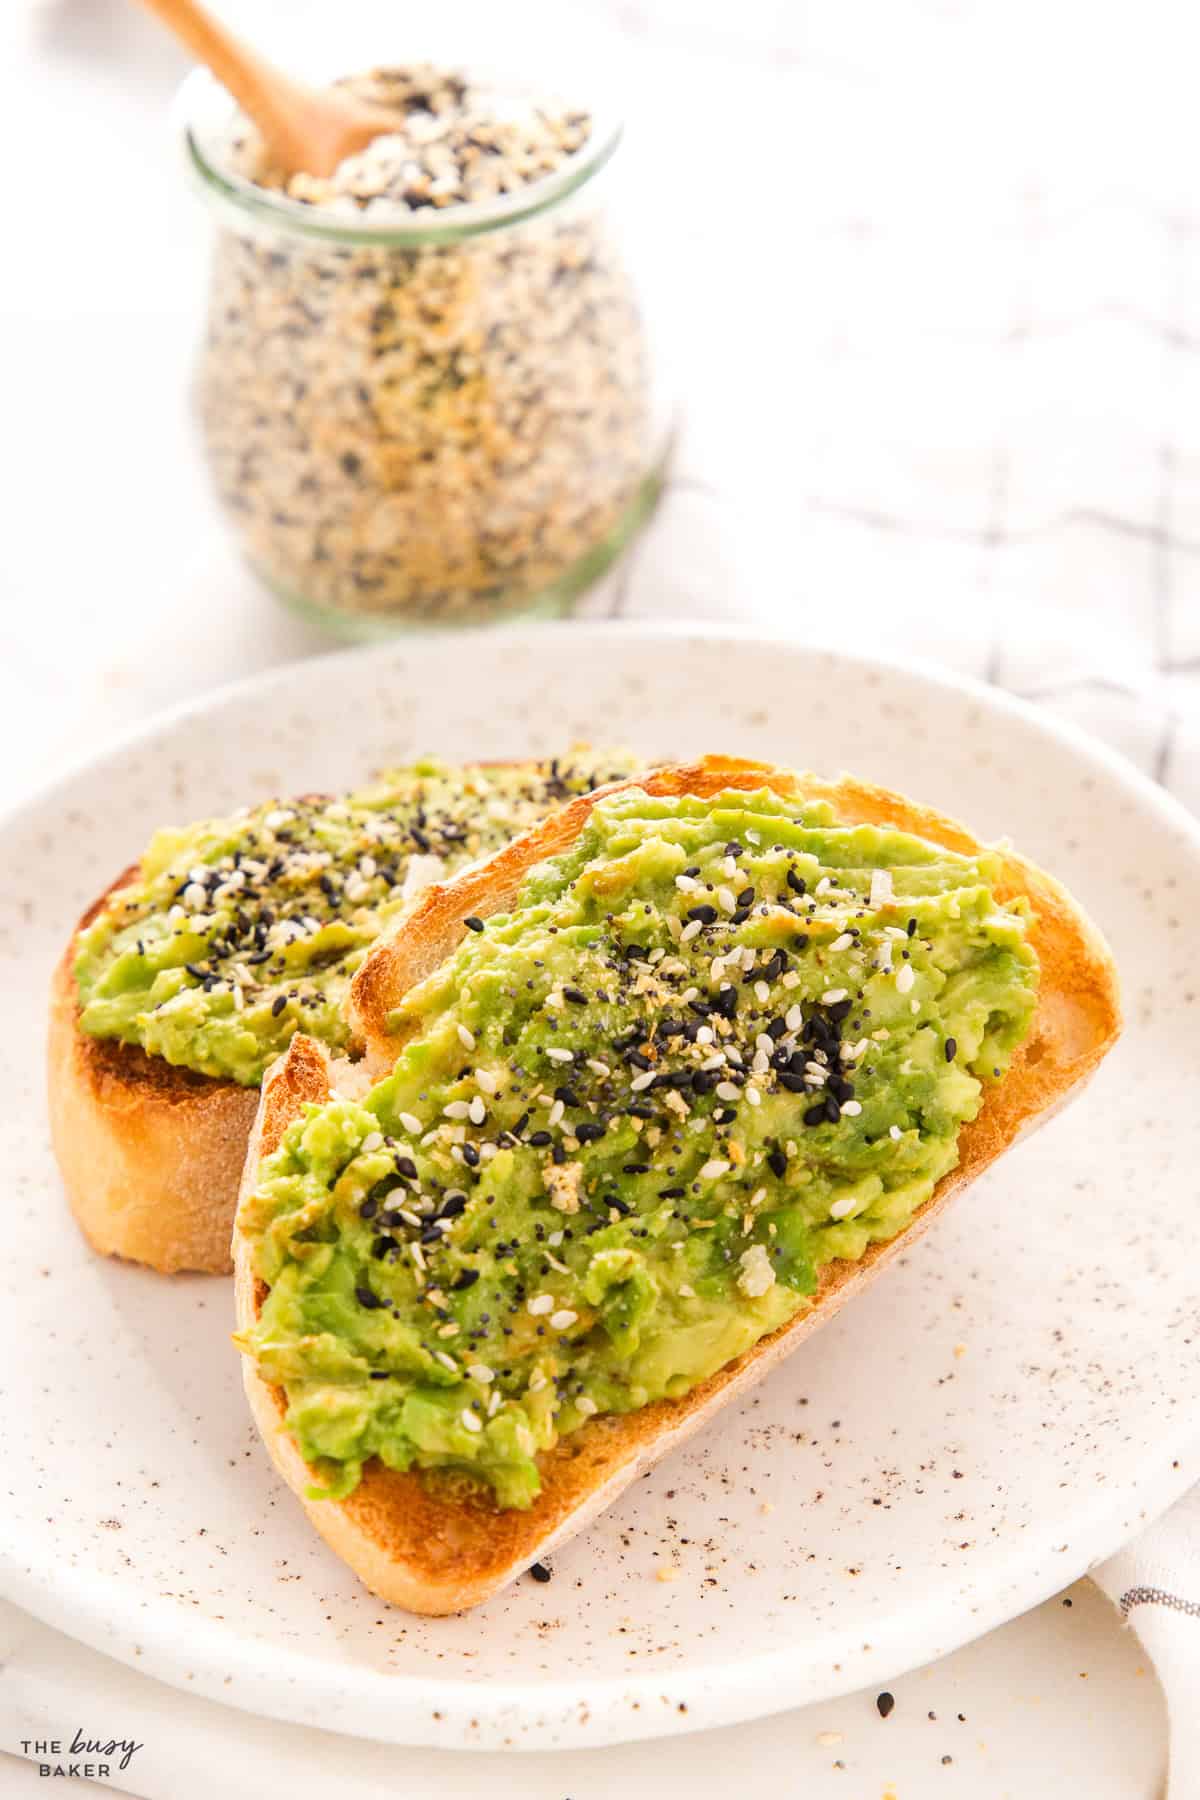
[195,64,659,629]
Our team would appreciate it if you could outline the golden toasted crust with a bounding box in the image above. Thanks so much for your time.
[236,756,1121,1615]
[47,872,259,1275]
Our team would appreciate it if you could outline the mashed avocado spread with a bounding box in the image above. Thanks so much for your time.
[73,753,639,1085]
[238,783,1039,1510]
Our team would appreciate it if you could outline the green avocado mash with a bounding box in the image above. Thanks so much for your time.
[238,782,1040,1510]
[73,752,640,1085]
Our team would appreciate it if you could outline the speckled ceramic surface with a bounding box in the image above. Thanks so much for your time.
[3,624,1198,1751]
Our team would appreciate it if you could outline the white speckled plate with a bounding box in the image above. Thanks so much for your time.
[3,624,1198,1751]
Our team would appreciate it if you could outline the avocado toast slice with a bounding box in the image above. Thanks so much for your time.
[48,753,641,1274]
[233,756,1119,1613]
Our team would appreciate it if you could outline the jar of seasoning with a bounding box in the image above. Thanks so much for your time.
[177,59,671,636]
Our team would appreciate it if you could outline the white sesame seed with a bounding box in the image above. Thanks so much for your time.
[870,868,894,909]
[550,1309,578,1331]
[889,1124,903,1140]
[457,1023,477,1051]
[182,882,208,910]
[630,1070,655,1092]
[700,1052,726,1071]
[829,1197,857,1219]
[527,1368,548,1392]
[782,969,801,989]
[695,1025,714,1045]
[575,1396,598,1416]
[410,1243,427,1270]
[876,938,895,971]
[722,855,738,879]
[586,1058,610,1077]
[716,886,737,915]
[675,874,702,893]
[434,1350,458,1372]
[840,1099,863,1116]
[785,1004,804,1031]
[467,1364,494,1383]
[746,1085,762,1106]
[528,1294,554,1315]
[700,1158,730,1179]
[443,1100,471,1120]
[546,1046,574,1063]
[398,1111,423,1135]
[829,932,855,953]
[361,1131,384,1153]
[752,1050,770,1076]
[821,988,848,1005]
[815,876,833,896]
[468,1095,486,1126]
[715,1081,741,1101]
[680,919,703,942]
[895,963,915,993]
[754,980,770,1003]
[475,1068,499,1095]
[547,1230,564,1247]
[548,1099,565,1127]
[755,1033,774,1055]
[264,809,294,829]
[460,1409,483,1434]
[487,1389,502,1417]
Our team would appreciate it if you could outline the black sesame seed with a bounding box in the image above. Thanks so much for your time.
[529,1561,552,1583]
[563,986,589,1005]
[877,1692,895,1719]
[944,1037,957,1061]
[622,1162,650,1175]
[736,887,755,907]
[529,1130,552,1147]
[395,1156,418,1179]
[359,1197,379,1220]
[271,994,288,1017]
[906,917,918,937]
[575,1122,606,1143]
[686,904,718,925]
[787,869,807,895]
[463,916,485,933]
[554,1085,580,1107]
[803,1102,829,1127]
[768,1147,788,1178]
[452,1269,480,1291]
[778,1072,810,1093]
[462,1143,480,1168]
[355,1283,383,1309]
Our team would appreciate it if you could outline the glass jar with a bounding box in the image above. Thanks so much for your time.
[177,63,672,637]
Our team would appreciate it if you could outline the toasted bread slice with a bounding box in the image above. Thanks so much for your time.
[48,872,261,1274]
[234,757,1120,1615]
[49,757,640,1276]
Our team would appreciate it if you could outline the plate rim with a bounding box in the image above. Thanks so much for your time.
[7,619,1200,1750]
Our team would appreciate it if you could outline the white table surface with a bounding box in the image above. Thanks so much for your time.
[3,0,1194,1791]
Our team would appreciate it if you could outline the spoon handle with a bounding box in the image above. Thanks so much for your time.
[134,0,313,155]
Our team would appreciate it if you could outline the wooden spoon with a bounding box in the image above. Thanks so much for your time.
[138,0,399,178]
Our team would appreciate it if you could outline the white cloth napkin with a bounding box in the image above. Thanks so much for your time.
[1094,1491,1200,1798]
